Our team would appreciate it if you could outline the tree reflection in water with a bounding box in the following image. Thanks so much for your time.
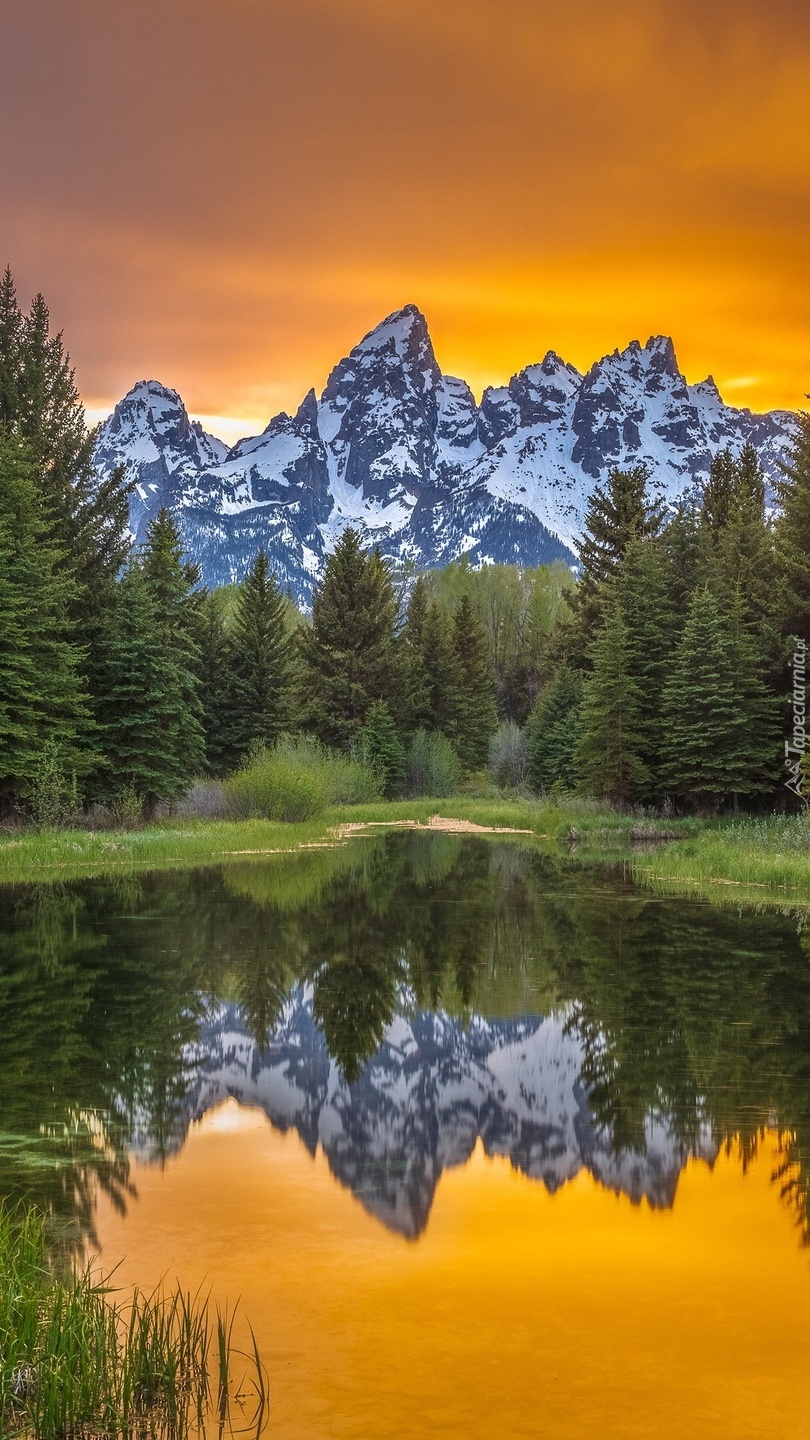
[1,832,810,1255]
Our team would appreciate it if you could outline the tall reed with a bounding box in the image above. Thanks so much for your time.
[0,1205,267,1439]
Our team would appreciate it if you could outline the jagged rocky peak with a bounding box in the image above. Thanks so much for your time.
[99,379,227,469]
[94,308,795,603]
[318,304,446,508]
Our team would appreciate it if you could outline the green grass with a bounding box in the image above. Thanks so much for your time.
[1,797,809,907]
[0,1205,266,1439]
[630,811,810,906]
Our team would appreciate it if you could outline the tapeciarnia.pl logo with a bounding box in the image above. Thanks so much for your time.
[785,636,807,801]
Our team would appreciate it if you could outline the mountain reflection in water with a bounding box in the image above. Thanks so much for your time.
[1,831,810,1256]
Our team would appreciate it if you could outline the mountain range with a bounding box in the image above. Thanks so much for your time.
[123,989,716,1239]
[94,305,794,603]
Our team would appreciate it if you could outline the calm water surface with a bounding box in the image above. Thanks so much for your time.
[2,832,810,1437]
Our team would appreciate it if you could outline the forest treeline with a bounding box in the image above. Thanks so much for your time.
[1,270,809,819]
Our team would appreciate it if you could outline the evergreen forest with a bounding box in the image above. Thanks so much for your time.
[1,269,808,821]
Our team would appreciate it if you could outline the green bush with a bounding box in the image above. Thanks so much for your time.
[224,736,380,821]
[27,743,78,830]
[489,722,528,790]
[405,730,462,798]
[352,701,406,798]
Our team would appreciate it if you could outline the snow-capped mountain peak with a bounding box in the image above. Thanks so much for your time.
[94,310,795,603]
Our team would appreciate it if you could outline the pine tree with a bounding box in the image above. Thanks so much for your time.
[0,437,91,812]
[659,587,779,809]
[0,276,133,606]
[299,528,404,748]
[526,667,583,792]
[701,449,739,542]
[661,493,714,625]
[0,271,132,778]
[222,551,294,764]
[402,576,432,732]
[575,465,665,631]
[702,445,777,661]
[192,590,232,776]
[614,537,678,795]
[574,598,649,806]
[451,595,498,772]
[95,511,205,808]
[773,414,810,639]
[421,601,463,739]
[354,700,406,797]
[96,560,203,813]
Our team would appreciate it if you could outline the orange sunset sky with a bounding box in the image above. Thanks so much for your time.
[1,0,808,442]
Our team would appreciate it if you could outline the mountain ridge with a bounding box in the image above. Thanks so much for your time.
[94,306,795,603]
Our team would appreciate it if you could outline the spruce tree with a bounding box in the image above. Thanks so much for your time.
[95,511,204,809]
[95,562,200,813]
[421,601,463,740]
[402,576,433,732]
[222,551,294,764]
[574,598,649,806]
[659,587,779,809]
[661,494,714,625]
[575,465,665,631]
[0,437,91,812]
[0,271,132,780]
[354,700,406,797]
[614,537,678,796]
[526,667,583,792]
[193,590,232,776]
[299,528,404,748]
[701,449,739,542]
[451,595,498,772]
[0,273,132,609]
[773,414,810,638]
[703,445,777,661]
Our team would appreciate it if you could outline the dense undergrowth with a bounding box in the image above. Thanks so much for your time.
[0,1207,266,1440]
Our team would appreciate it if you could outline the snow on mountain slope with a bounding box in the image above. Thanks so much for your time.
[122,990,716,1239]
[95,380,227,540]
[95,310,795,602]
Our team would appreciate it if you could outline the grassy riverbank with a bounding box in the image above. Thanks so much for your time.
[0,798,808,906]
[0,1206,265,1440]
[0,796,667,884]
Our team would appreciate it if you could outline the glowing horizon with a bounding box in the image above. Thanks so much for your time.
[2,0,808,428]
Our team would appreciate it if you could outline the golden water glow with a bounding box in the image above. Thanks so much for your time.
[1,1,808,425]
[92,1100,810,1439]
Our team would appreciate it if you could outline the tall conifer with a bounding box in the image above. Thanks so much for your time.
[0,438,90,811]
[299,528,403,748]
[575,465,665,632]
[574,598,649,806]
[96,511,205,809]
[659,587,778,809]
[451,595,498,771]
[773,414,810,638]
[224,551,294,762]
[526,668,583,792]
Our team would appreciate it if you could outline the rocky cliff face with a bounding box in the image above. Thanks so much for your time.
[123,990,716,1239]
[95,306,794,603]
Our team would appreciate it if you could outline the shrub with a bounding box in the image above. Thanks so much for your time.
[489,722,528,790]
[405,730,462,798]
[224,736,380,821]
[352,701,406,798]
[27,744,78,830]
[177,781,229,819]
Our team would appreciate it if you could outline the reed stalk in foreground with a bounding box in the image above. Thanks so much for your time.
[0,1205,267,1438]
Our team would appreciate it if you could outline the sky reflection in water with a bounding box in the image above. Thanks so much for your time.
[1,832,810,1435]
